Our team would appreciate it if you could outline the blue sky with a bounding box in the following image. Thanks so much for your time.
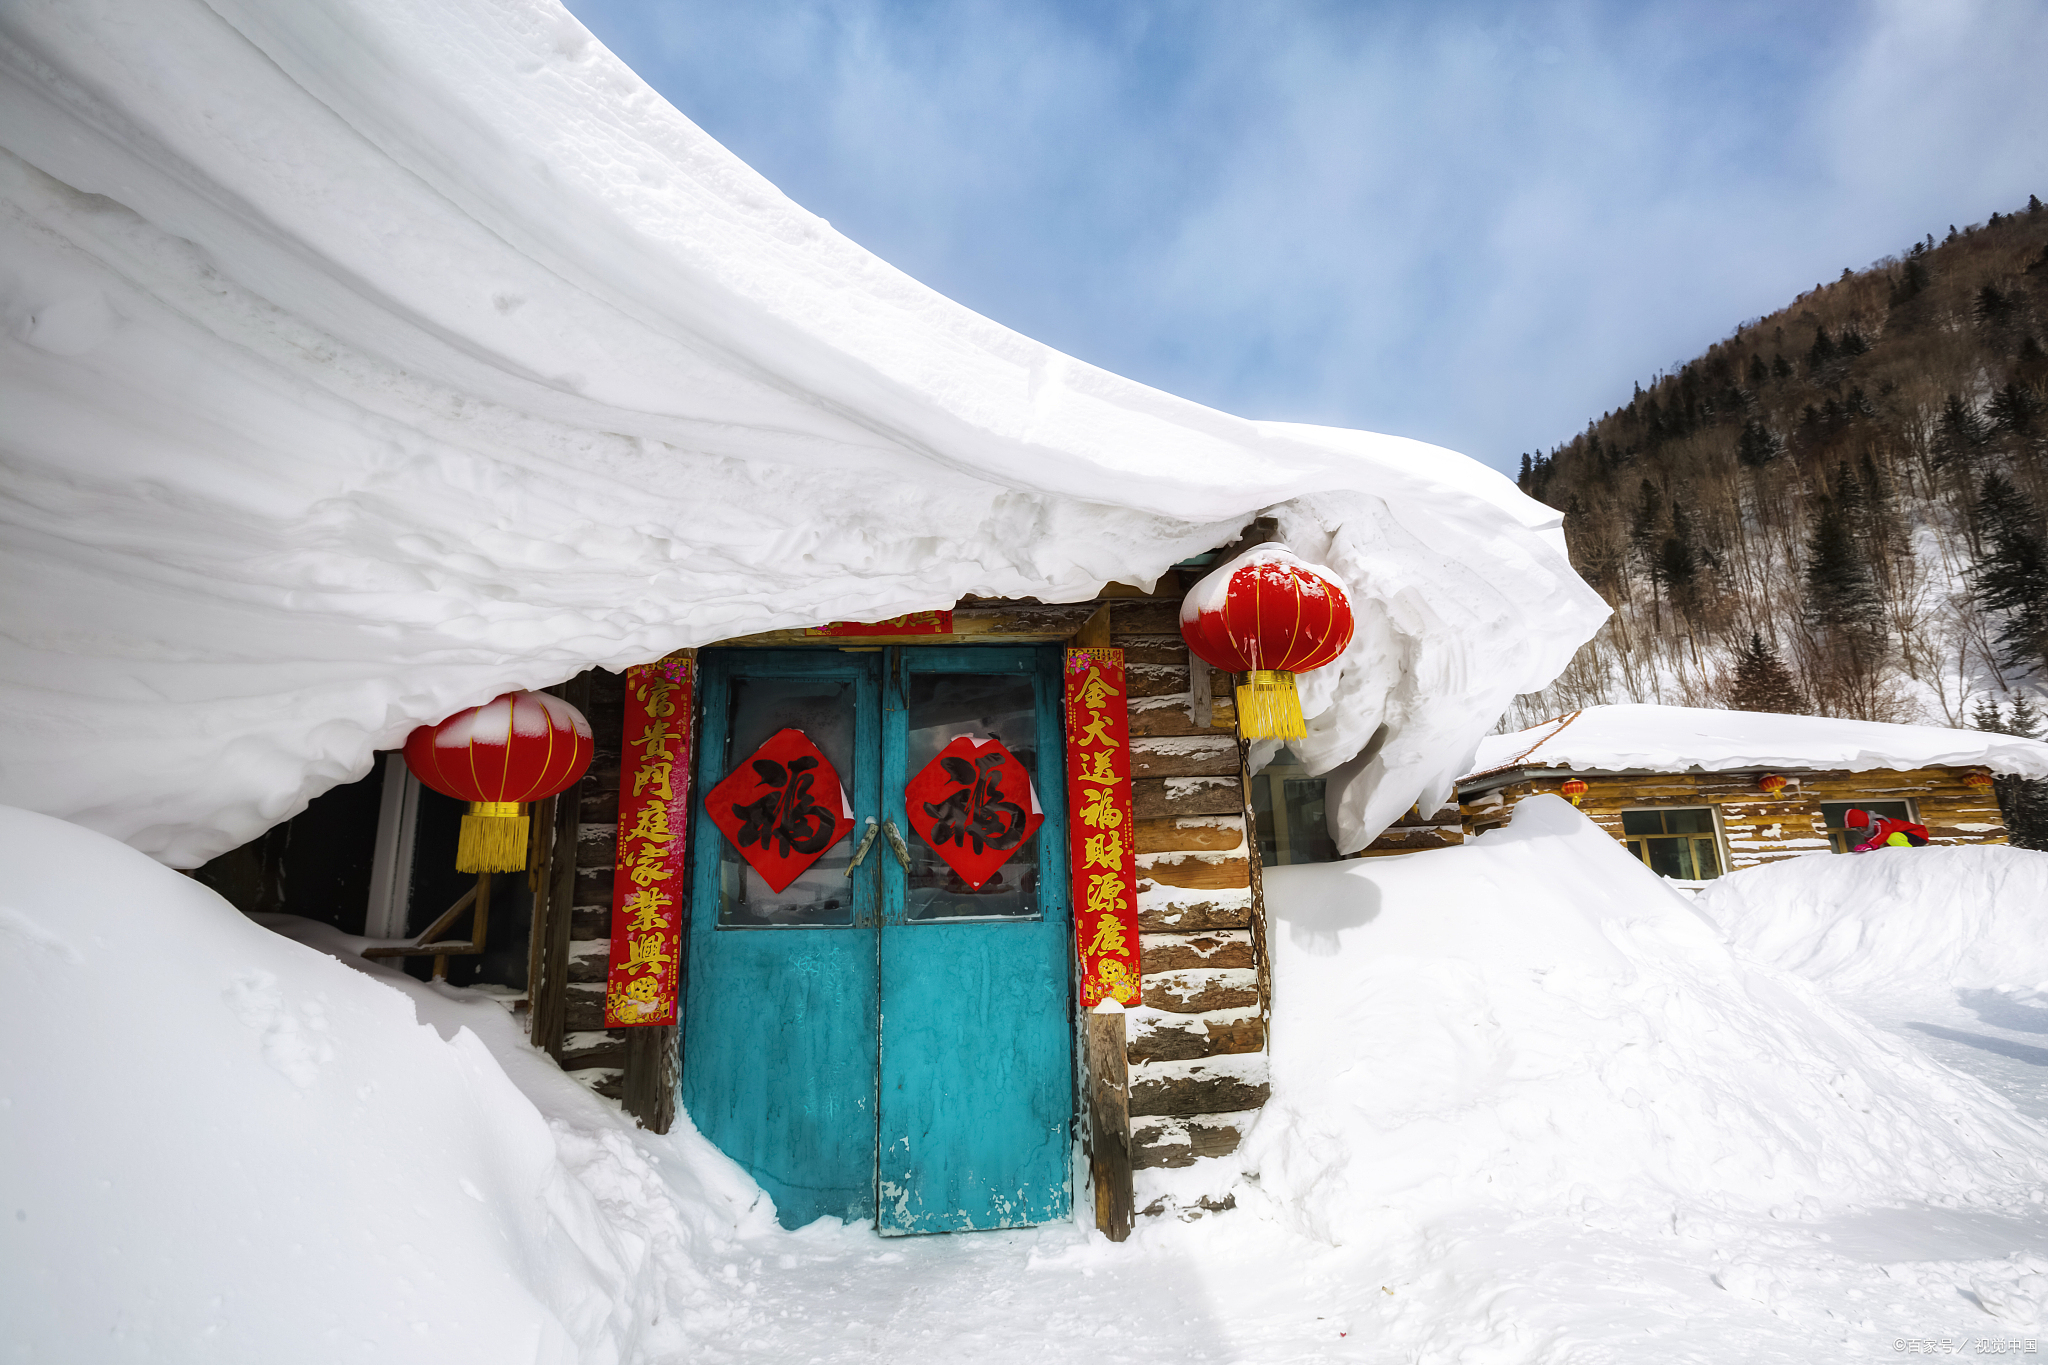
[564,0,2048,476]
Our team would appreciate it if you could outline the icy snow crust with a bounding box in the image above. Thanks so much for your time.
[1469,703,2048,782]
[18,799,2048,1360]
[0,0,1603,865]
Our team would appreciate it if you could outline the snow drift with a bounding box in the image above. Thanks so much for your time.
[0,803,763,1363]
[0,0,1603,866]
[1240,797,2048,1244]
[1694,844,2048,1000]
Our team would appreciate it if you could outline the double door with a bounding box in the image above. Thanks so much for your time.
[681,646,1072,1234]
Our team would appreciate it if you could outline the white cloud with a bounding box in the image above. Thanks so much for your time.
[566,0,2048,472]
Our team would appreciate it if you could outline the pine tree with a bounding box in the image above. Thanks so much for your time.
[1988,382,2038,434]
[1771,353,1794,380]
[1804,498,1883,665]
[1934,394,1989,467]
[1807,326,1837,373]
[1973,473,2048,674]
[1728,632,1809,713]
[1890,257,1930,307]
[1978,695,2048,851]
[1736,417,1781,467]
[1747,352,1769,387]
[1660,500,1699,615]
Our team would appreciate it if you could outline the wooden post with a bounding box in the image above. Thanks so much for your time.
[525,794,556,1008]
[1239,735,1273,1026]
[621,1026,678,1133]
[1086,1008,1134,1242]
[533,672,590,1056]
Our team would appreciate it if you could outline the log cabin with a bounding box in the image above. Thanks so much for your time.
[193,522,1353,1239]
[1457,704,2048,879]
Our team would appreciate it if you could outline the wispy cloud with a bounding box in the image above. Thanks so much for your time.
[565,0,2048,474]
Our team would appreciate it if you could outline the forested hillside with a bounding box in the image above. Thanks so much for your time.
[1513,196,2048,746]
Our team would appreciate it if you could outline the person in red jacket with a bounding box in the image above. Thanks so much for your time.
[1843,807,1930,852]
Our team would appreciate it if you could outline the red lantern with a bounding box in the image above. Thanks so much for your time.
[404,691,594,873]
[1179,544,1355,740]
[1757,773,1788,798]
[1965,769,1995,791]
[1560,778,1588,807]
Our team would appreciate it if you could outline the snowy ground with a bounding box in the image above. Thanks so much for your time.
[11,801,2048,1363]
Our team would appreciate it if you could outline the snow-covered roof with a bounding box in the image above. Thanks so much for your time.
[0,0,1606,864]
[1462,705,2048,784]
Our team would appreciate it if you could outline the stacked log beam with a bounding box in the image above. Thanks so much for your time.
[1113,598,1272,1176]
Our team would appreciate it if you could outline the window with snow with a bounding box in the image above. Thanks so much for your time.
[1620,807,1723,881]
[1251,749,1338,866]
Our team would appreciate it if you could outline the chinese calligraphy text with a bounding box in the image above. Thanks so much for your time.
[1063,648,1142,1008]
[605,656,696,1027]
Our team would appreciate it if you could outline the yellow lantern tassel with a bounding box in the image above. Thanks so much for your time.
[1235,670,1307,741]
[457,801,529,873]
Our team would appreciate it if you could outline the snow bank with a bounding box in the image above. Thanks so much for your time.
[1468,704,2048,781]
[1241,796,2048,1244]
[0,0,1604,864]
[0,804,757,1362]
[1694,844,2048,999]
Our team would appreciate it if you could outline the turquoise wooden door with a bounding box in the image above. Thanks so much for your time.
[682,650,883,1228]
[683,646,1072,1234]
[877,647,1072,1235]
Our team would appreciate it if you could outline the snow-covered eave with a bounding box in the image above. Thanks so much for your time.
[0,0,1611,866]
[1457,756,2019,794]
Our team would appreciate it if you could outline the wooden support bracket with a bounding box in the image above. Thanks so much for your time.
[1085,1008,1135,1242]
[360,874,491,981]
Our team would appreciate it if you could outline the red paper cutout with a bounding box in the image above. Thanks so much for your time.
[706,728,856,893]
[905,735,1044,890]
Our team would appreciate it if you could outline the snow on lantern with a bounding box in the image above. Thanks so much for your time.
[1559,777,1588,807]
[1965,769,1995,791]
[1757,773,1788,798]
[1179,544,1355,740]
[404,691,594,873]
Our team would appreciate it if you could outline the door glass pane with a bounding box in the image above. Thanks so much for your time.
[904,673,1041,921]
[716,675,858,927]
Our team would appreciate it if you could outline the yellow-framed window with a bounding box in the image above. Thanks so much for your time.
[1620,807,1723,880]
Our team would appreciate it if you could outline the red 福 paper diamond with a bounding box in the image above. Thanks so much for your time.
[904,735,1043,890]
[706,728,856,893]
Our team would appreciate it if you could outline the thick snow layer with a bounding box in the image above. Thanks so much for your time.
[0,0,1604,865]
[1245,797,2048,1237]
[19,800,2048,1360]
[0,803,777,1362]
[1695,844,2048,1007]
[1467,704,2048,783]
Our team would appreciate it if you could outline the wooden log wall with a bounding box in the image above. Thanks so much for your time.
[1462,766,2008,868]
[531,668,667,1110]
[1356,805,1464,857]
[1112,596,1271,1187]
